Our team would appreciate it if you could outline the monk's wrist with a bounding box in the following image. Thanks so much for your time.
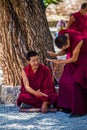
[33,91,37,96]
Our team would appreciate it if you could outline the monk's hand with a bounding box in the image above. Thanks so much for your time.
[46,58,59,64]
[35,89,48,98]
[52,64,58,73]
[47,51,56,57]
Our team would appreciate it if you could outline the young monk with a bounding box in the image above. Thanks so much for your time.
[47,29,87,116]
[17,51,58,113]
[67,3,87,36]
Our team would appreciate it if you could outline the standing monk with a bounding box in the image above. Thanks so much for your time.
[67,3,87,36]
[17,51,58,113]
[47,29,87,116]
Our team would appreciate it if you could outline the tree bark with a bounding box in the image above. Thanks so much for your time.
[0,0,54,86]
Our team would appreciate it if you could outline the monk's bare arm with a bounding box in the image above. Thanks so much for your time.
[47,49,67,57]
[55,49,67,56]
[46,40,83,64]
[22,70,48,97]
[67,15,75,29]
[72,40,83,61]
[22,70,37,95]
[63,40,83,63]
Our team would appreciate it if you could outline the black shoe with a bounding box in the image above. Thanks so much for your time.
[59,108,71,114]
[69,113,82,118]
[20,103,32,109]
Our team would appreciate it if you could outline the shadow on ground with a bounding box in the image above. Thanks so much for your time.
[0,105,87,130]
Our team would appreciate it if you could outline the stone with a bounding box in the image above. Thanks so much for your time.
[0,85,20,104]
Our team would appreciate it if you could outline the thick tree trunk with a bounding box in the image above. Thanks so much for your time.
[0,0,54,86]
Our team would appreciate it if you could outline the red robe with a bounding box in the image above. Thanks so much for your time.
[70,11,87,36]
[17,64,58,108]
[66,11,87,59]
[58,29,87,115]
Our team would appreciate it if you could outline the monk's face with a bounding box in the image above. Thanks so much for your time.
[62,37,70,50]
[29,56,40,70]
[82,7,87,14]
[62,44,68,50]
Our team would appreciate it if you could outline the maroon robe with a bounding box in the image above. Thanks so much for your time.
[17,64,58,108]
[58,29,87,115]
[70,11,87,36]
[66,11,87,59]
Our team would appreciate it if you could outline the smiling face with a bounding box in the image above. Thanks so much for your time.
[82,7,87,14]
[29,55,40,70]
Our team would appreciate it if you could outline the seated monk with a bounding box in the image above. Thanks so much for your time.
[17,51,58,113]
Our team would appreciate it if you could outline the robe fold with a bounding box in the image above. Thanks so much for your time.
[58,29,87,115]
[17,64,58,108]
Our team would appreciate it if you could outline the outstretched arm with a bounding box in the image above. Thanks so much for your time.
[22,70,48,97]
[46,40,83,64]
[47,49,67,57]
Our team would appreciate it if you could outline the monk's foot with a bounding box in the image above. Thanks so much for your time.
[41,101,49,113]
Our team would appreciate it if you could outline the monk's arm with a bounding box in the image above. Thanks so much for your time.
[47,49,67,57]
[67,15,75,29]
[55,49,67,56]
[22,70,48,97]
[22,70,37,95]
[47,40,83,64]
[59,40,83,64]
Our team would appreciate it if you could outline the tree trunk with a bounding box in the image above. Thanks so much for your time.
[0,0,54,86]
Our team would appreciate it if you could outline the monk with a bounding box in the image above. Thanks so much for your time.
[47,29,87,117]
[17,51,58,113]
[67,3,87,36]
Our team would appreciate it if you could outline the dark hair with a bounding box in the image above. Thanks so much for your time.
[26,51,38,61]
[81,3,87,9]
[55,35,68,49]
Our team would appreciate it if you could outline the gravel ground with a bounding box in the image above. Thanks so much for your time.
[0,104,87,130]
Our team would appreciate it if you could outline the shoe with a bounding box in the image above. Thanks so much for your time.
[20,103,32,109]
[69,114,82,118]
[59,108,71,114]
